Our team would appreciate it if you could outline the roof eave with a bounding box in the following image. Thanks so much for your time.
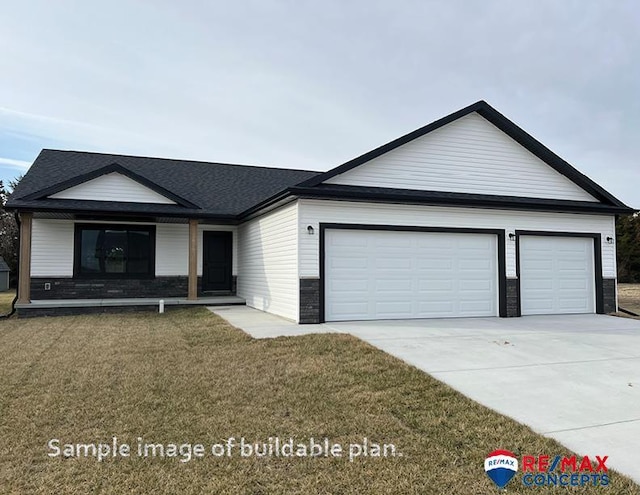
[5,201,240,222]
[288,186,635,215]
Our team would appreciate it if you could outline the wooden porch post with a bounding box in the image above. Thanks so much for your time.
[17,212,33,304]
[188,219,198,300]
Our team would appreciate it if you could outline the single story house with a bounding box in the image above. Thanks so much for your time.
[7,101,634,321]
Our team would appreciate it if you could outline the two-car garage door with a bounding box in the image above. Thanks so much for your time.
[324,230,498,321]
[324,229,597,322]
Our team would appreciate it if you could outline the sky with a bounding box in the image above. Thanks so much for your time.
[1,0,638,206]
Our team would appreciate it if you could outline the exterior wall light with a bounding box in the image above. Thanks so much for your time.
[307,225,315,235]
[606,236,614,244]
[508,233,516,241]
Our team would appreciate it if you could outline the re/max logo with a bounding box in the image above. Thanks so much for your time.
[522,455,608,472]
[486,457,516,468]
[520,455,609,488]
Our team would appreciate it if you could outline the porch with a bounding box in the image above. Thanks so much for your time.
[16,213,241,316]
[15,295,245,317]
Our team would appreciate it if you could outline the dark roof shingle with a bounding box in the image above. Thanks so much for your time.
[9,150,320,217]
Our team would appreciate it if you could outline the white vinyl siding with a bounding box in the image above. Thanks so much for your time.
[610,216,619,310]
[49,172,177,204]
[325,113,597,202]
[298,199,616,280]
[325,229,497,321]
[155,224,189,276]
[31,219,237,278]
[153,224,238,276]
[238,202,299,321]
[31,219,74,276]
[520,236,595,315]
[609,216,618,280]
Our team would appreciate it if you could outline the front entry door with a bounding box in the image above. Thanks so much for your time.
[202,231,232,292]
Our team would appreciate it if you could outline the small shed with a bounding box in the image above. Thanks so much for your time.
[0,257,9,291]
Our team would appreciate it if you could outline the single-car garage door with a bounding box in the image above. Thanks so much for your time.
[519,235,595,315]
[324,229,498,321]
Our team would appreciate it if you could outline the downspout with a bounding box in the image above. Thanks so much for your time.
[0,211,20,318]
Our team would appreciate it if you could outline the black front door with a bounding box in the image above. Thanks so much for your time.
[202,231,232,292]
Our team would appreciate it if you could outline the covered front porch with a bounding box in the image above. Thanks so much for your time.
[16,212,241,316]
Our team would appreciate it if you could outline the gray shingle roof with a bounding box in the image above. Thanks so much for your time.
[7,101,634,219]
[8,150,320,218]
[0,257,9,272]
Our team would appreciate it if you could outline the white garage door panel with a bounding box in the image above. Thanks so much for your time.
[325,230,498,321]
[520,236,595,315]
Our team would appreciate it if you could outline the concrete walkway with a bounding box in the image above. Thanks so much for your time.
[208,306,640,484]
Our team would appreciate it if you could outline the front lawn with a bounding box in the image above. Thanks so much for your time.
[619,283,640,316]
[0,290,15,315]
[0,308,637,494]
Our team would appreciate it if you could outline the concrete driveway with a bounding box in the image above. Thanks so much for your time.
[209,306,640,484]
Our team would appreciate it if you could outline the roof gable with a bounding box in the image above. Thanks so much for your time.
[298,101,628,208]
[324,112,598,202]
[49,171,178,204]
[25,163,197,207]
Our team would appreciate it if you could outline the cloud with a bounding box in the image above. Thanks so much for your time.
[0,0,638,206]
[0,157,31,170]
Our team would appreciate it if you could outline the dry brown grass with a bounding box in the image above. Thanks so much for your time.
[619,284,640,316]
[0,308,638,494]
[0,290,15,315]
